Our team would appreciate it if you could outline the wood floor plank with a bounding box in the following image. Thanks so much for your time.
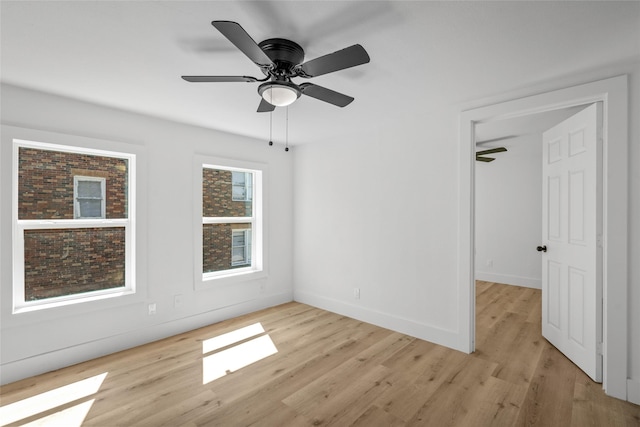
[404,355,500,426]
[281,332,409,415]
[375,345,469,422]
[351,405,406,427]
[515,343,578,426]
[476,311,545,386]
[571,370,640,427]
[1,283,638,426]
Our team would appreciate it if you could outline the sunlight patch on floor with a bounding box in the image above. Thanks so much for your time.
[0,372,107,427]
[20,399,95,427]
[202,323,278,384]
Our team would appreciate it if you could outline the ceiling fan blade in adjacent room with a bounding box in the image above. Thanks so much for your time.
[476,147,507,156]
[299,44,370,78]
[181,75,260,83]
[257,98,275,113]
[476,156,495,162]
[299,83,354,107]
[211,21,274,67]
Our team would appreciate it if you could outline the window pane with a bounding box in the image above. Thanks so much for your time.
[23,227,126,301]
[78,199,103,218]
[203,223,252,273]
[231,171,245,186]
[203,168,252,217]
[232,185,246,201]
[232,247,246,263]
[232,232,245,247]
[18,147,128,220]
[77,180,102,198]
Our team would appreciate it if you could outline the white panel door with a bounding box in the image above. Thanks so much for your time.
[541,103,602,382]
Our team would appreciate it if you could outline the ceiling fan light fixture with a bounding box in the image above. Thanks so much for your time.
[258,81,301,107]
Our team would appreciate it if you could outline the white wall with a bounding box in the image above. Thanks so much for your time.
[293,64,639,402]
[475,134,542,289]
[293,107,463,348]
[0,84,294,385]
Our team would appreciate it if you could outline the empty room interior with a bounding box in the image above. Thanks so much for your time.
[1,1,639,426]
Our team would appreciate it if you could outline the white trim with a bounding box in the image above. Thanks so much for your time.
[458,75,628,400]
[12,139,136,313]
[294,289,460,350]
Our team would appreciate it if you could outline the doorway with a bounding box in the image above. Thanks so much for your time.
[458,75,628,399]
[473,103,601,381]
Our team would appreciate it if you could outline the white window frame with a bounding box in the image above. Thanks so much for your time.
[12,139,136,313]
[74,176,106,219]
[195,155,266,288]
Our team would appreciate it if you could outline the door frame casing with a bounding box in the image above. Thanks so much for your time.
[457,75,628,399]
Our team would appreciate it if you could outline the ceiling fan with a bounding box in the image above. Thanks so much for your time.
[476,147,507,162]
[182,21,370,112]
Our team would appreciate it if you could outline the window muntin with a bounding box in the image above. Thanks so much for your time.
[13,140,135,312]
[201,165,261,280]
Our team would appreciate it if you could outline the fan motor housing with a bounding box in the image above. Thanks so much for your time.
[258,38,305,74]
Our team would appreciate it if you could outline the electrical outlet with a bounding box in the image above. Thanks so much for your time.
[486,259,493,268]
[173,294,183,308]
[354,288,360,299]
[148,303,157,315]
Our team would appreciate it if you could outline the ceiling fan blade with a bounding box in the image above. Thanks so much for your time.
[299,44,370,78]
[476,147,507,156]
[299,83,354,107]
[211,21,273,67]
[257,98,275,113]
[182,75,260,83]
[476,156,495,162]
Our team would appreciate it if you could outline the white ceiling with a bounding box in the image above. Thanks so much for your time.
[474,104,588,145]
[1,1,639,146]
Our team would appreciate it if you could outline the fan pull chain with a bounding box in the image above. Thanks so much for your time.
[268,110,273,146]
[285,106,290,152]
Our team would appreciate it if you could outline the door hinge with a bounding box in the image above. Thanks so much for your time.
[596,342,603,355]
[596,234,604,248]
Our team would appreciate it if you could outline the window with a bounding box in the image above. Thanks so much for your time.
[231,229,252,266]
[13,139,135,312]
[74,176,106,219]
[232,171,252,202]
[198,159,264,284]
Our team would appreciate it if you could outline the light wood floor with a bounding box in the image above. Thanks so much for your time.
[1,282,639,426]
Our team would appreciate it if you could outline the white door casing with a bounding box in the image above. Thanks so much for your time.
[460,75,628,400]
[541,103,602,382]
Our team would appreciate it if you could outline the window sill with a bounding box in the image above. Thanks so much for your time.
[13,288,136,314]
[197,268,267,290]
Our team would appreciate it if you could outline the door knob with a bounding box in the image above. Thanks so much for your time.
[536,245,547,252]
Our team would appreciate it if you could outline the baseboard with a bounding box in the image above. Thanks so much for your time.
[293,290,462,352]
[628,378,640,405]
[0,292,292,386]
[475,272,541,289]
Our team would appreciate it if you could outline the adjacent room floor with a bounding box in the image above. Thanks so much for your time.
[1,282,638,426]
